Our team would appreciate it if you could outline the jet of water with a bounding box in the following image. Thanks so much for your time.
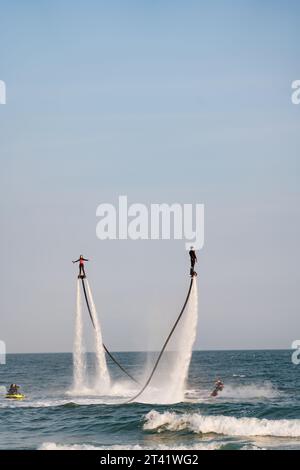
[165,278,198,402]
[72,279,86,391]
[142,279,199,404]
[86,280,111,392]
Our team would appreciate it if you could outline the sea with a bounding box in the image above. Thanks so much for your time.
[0,350,300,450]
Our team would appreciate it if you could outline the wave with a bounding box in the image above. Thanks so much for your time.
[0,395,127,409]
[241,444,266,450]
[144,410,300,438]
[67,381,136,398]
[0,398,72,409]
[0,380,139,409]
[0,381,278,409]
[39,442,222,451]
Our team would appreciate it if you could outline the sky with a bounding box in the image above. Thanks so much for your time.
[0,0,299,353]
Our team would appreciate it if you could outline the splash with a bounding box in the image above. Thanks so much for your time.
[220,383,279,400]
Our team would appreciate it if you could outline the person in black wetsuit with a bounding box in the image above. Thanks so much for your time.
[72,255,89,278]
[8,384,19,395]
[189,247,197,276]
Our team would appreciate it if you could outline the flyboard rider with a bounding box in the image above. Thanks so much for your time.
[72,255,89,278]
[189,247,197,277]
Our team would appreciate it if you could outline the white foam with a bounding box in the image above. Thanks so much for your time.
[241,444,266,450]
[144,410,300,438]
[0,390,133,408]
[39,442,222,451]
[220,383,279,400]
[0,398,72,409]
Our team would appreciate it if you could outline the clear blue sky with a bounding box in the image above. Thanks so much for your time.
[0,1,299,352]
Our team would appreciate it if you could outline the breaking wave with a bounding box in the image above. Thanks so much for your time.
[39,442,222,451]
[144,410,300,438]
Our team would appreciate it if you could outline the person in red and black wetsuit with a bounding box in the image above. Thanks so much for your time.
[73,255,89,278]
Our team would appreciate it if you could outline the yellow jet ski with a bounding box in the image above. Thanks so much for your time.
[5,393,25,400]
[5,384,25,400]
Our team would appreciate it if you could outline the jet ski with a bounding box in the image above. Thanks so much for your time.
[5,384,25,400]
[210,381,224,397]
[5,393,25,400]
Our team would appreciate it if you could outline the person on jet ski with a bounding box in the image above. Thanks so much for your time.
[72,255,89,278]
[211,378,224,397]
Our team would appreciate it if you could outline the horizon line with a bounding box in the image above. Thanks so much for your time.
[5,347,291,355]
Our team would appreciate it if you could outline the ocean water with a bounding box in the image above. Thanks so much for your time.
[0,350,300,450]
